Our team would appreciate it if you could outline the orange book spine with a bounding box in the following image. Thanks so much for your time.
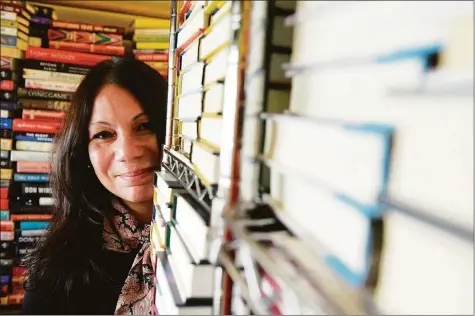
[22,109,65,121]
[10,214,53,221]
[0,220,13,231]
[12,119,62,134]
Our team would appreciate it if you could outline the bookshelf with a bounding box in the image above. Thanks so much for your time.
[157,0,473,315]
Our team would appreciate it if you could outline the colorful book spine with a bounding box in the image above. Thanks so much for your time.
[0,118,12,129]
[16,59,91,75]
[0,34,17,47]
[48,29,123,46]
[24,79,77,93]
[16,98,71,111]
[135,53,169,62]
[26,47,112,67]
[16,161,51,174]
[12,118,62,134]
[0,26,17,37]
[48,41,125,56]
[22,68,84,83]
[13,173,49,182]
[0,80,14,91]
[1,56,14,69]
[22,109,65,121]
[30,15,51,25]
[19,221,49,230]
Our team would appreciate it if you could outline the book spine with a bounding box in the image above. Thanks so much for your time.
[0,34,17,47]
[22,109,65,121]
[0,138,12,150]
[11,214,53,221]
[15,140,53,152]
[1,102,15,110]
[0,187,8,198]
[0,26,17,37]
[15,135,54,143]
[0,80,14,91]
[0,118,12,129]
[30,15,51,25]
[0,19,17,28]
[16,98,71,111]
[13,173,49,182]
[19,221,49,230]
[135,53,169,62]
[50,20,124,34]
[16,59,91,75]
[0,221,13,232]
[12,118,61,133]
[16,229,45,237]
[1,69,17,81]
[17,87,73,101]
[1,56,13,69]
[48,41,125,56]
[26,47,112,67]
[0,3,22,15]
[10,150,50,162]
[0,168,12,180]
[0,231,14,240]
[0,90,17,101]
[16,161,51,174]
[0,160,13,168]
[0,198,8,210]
[24,78,77,93]
[19,183,52,195]
[0,11,16,21]
[23,68,84,83]
[48,29,123,46]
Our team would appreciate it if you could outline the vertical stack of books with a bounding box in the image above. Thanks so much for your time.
[129,17,170,79]
[0,0,32,307]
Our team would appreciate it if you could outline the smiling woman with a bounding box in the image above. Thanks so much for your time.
[21,58,168,315]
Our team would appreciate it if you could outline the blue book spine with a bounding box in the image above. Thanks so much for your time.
[0,210,9,220]
[0,34,17,47]
[0,118,12,129]
[15,135,54,143]
[13,173,49,183]
[0,102,15,110]
[19,221,49,230]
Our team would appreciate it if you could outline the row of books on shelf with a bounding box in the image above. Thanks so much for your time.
[160,0,473,315]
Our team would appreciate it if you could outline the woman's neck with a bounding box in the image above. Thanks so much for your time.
[121,199,153,224]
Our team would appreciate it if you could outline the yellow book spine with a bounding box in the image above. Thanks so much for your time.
[145,61,168,71]
[0,168,13,181]
[0,138,12,151]
[136,42,169,50]
[134,18,170,30]
[0,46,24,59]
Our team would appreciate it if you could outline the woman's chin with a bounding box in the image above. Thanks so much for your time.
[118,185,154,204]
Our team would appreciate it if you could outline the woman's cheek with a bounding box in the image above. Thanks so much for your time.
[88,143,113,185]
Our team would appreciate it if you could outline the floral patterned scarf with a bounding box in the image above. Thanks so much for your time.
[102,200,155,315]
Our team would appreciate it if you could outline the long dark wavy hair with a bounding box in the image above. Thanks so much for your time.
[24,58,168,294]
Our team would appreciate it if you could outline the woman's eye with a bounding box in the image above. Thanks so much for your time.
[92,131,114,140]
[137,122,152,132]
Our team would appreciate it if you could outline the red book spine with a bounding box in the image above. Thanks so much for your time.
[12,118,61,134]
[22,109,65,121]
[135,53,168,62]
[16,161,51,174]
[48,41,124,56]
[26,47,112,67]
[0,3,22,15]
[0,80,14,91]
[0,187,8,199]
[1,56,13,69]
[12,267,27,276]
[0,220,13,231]
[0,198,8,210]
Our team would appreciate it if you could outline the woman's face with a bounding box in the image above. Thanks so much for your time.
[88,84,159,204]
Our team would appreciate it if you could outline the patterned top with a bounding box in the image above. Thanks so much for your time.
[103,200,155,315]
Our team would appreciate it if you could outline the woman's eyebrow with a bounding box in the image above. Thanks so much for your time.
[132,113,147,121]
[90,121,112,126]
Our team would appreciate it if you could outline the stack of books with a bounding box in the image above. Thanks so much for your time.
[129,17,170,78]
[151,170,213,315]
[47,19,126,57]
[1,0,34,306]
